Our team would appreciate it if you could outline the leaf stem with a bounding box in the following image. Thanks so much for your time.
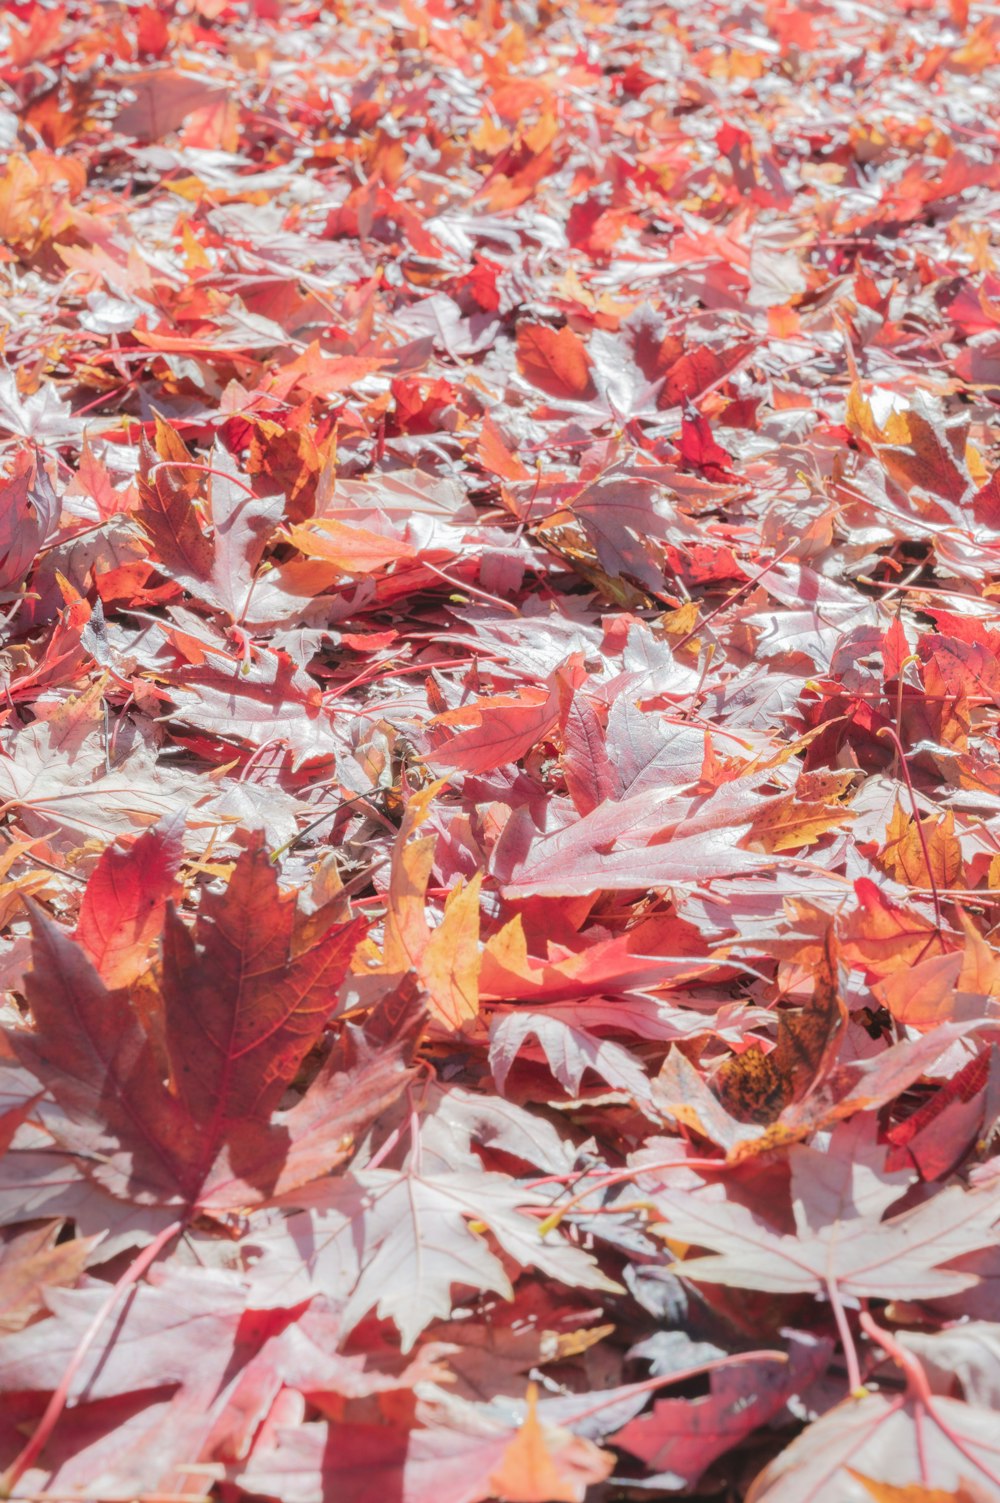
[826,1277,863,1394]
[147,459,258,500]
[672,535,801,653]
[562,1348,788,1428]
[0,1219,183,1498]
[891,653,921,779]
[416,557,520,616]
[861,1312,1000,1489]
[858,1311,932,1404]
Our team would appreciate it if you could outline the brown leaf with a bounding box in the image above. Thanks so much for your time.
[713,932,846,1125]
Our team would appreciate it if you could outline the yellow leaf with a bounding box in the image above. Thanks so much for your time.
[880,799,962,890]
[658,599,701,657]
[746,788,854,853]
[286,517,415,575]
[421,873,482,1029]
[180,218,211,271]
[377,811,483,1029]
[957,908,1000,996]
[0,871,49,931]
[382,836,436,974]
[483,912,530,974]
[398,777,449,839]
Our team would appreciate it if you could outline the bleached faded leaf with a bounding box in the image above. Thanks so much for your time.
[746,1390,1000,1503]
[656,1123,1000,1299]
[286,1160,617,1351]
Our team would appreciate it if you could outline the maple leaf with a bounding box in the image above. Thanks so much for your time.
[7,839,409,1210]
[136,420,213,586]
[287,515,417,575]
[237,1397,611,1503]
[654,1118,1000,1301]
[852,1484,990,1503]
[0,1222,99,1334]
[111,68,228,141]
[205,444,285,619]
[137,426,282,619]
[488,1384,613,1503]
[371,789,483,1028]
[565,465,701,594]
[841,879,946,981]
[0,452,60,596]
[660,335,757,407]
[746,1387,1000,1503]
[614,1334,831,1489]
[165,646,332,768]
[712,932,846,1125]
[879,800,964,892]
[898,1324,1000,1409]
[489,1007,658,1115]
[282,1156,617,1352]
[516,323,596,402]
[0,1264,257,1402]
[73,815,183,987]
[745,769,857,853]
[479,911,706,1001]
[429,686,562,773]
[491,778,772,898]
[677,1020,986,1166]
[0,1264,443,1498]
[601,698,713,799]
[846,386,973,512]
[677,405,734,479]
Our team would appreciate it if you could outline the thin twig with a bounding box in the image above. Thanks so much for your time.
[0,827,88,886]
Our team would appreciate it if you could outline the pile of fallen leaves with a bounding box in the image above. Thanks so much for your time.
[2,0,1000,1498]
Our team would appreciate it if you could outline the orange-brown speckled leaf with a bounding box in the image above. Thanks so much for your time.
[879,800,963,892]
[714,932,846,1125]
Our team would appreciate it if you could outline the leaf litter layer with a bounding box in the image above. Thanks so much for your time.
[2,0,1000,1500]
